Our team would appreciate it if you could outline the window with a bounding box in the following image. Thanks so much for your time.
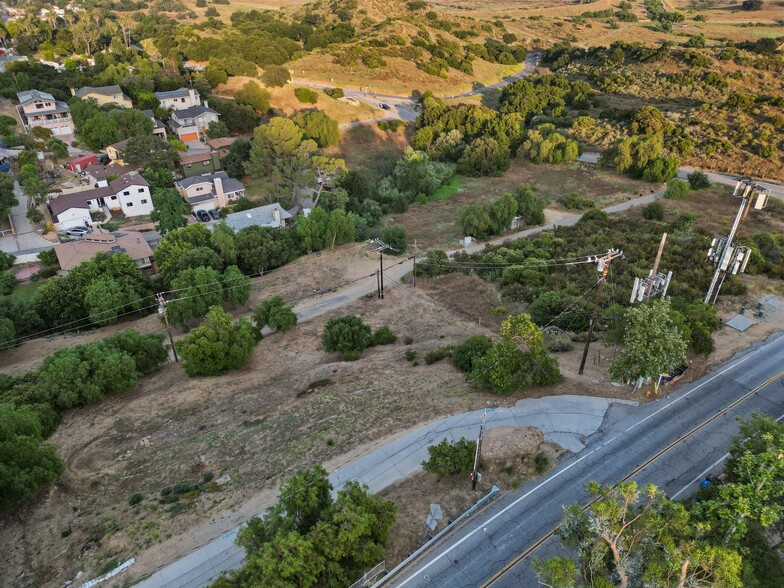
[35,103,44,109]
[126,202,133,207]
[181,97,186,103]
[123,190,130,196]
[196,186,204,192]
[137,188,144,193]
[141,199,148,204]
[203,161,210,166]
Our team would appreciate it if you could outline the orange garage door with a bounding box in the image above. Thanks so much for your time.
[180,132,198,142]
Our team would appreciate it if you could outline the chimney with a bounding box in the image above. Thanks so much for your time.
[273,207,281,226]
[204,99,209,109]
[214,176,226,208]
[189,87,199,106]
[70,87,76,96]
[97,179,108,188]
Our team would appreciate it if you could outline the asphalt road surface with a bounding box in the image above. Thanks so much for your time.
[387,333,784,587]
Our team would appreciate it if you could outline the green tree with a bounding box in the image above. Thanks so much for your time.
[121,134,179,170]
[211,223,238,266]
[167,266,224,324]
[0,172,18,219]
[234,81,271,113]
[548,481,743,588]
[322,315,372,360]
[83,277,140,326]
[513,184,546,226]
[0,404,64,511]
[609,297,688,382]
[293,110,340,148]
[687,171,710,190]
[245,117,318,199]
[458,136,511,177]
[224,138,251,178]
[380,225,407,253]
[452,335,493,373]
[254,296,298,333]
[176,246,225,275]
[222,265,251,306]
[236,225,297,274]
[104,329,168,375]
[206,120,230,139]
[664,178,690,199]
[155,224,214,282]
[150,188,190,234]
[261,65,291,87]
[110,108,154,140]
[79,111,119,150]
[175,306,258,376]
[421,437,476,477]
[0,316,15,348]
[46,137,68,161]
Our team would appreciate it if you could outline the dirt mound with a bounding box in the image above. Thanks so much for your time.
[482,426,544,473]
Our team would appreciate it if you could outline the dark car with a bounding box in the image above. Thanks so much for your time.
[209,209,220,220]
[197,210,210,222]
[379,103,391,110]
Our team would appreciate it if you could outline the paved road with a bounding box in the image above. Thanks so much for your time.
[388,332,784,587]
[134,395,626,588]
[0,181,53,255]
[297,52,540,125]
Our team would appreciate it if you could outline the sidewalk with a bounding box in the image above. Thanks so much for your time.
[135,395,632,588]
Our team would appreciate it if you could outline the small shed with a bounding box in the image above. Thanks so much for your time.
[65,154,98,173]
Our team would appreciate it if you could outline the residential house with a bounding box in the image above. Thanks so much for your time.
[155,87,200,111]
[73,85,132,108]
[49,173,153,229]
[207,136,239,161]
[142,109,167,139]
[223,203,292,232]
[82,162,140,184]
[170,105,220,143]
[55,232,155,273]
[179,149,222,178]
[16,90,74,136]
[106,139,129,163]
[174,171,244,213]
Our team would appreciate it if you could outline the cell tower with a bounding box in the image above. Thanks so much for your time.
[704,178,768,304]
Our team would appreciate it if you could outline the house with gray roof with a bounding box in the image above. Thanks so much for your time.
[174,172,244,212]
[223,203,293,232]
[155,87,200,111]
[17,90,74,136]
[169,104,220,143]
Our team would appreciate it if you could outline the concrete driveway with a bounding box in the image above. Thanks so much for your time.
[0,181,53,255]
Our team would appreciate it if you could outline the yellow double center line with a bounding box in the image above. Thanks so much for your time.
[482,368,784,586]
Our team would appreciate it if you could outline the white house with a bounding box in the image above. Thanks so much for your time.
[49,174,153,228]
[155,87,201,111]
[16,89,74,136]
[169,105,220,143]
[174,172,244,213]
[223,203,293,232]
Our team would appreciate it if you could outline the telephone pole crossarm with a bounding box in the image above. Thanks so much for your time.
[579,249,623,376]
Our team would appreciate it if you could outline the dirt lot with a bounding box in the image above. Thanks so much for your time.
[393,159,652,250]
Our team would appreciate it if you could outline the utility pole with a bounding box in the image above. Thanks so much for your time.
[411,254,417,287]
[372,238,400,299]
[471,410,487,490]
[156,293,179,363]
[704,178,769,304]
[380,249,385,299]
[630,233,672,303]
[579,249,623,376]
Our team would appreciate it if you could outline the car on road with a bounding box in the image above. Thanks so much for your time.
[65,226,92,236]
[196,210,210,222]
[379,103,391,110]
[209,209,220,220]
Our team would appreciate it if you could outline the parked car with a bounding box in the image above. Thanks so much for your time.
[65,226,92,236]
[379,103,391,110]
[209,209,220,220]
[197,210,210,222]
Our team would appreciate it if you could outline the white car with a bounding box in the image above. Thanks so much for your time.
[65,226,92,236]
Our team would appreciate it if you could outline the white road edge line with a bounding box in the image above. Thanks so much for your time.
[393,337,780,587]
[670,411,784,499]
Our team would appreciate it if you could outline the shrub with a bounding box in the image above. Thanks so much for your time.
[452,335,493,373]
[253,296,298,333]
[261,65,291,88]
[372,326,397,346]
[324,88,344,99]
[534,453,550,474]
[322,315,373,360]
[128,493,144,506]
[664,178,690,200]
[546,333,574,352]
[294,87,319,104]
[380,225,407,252]
[404,348,417,361]
[687,171,710,190]
[424,345,453,365]
[203,472,215,483]
[421,437,476,477]
[561,192,596,210]
[403,336,414,345]
[642,201,665,220]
